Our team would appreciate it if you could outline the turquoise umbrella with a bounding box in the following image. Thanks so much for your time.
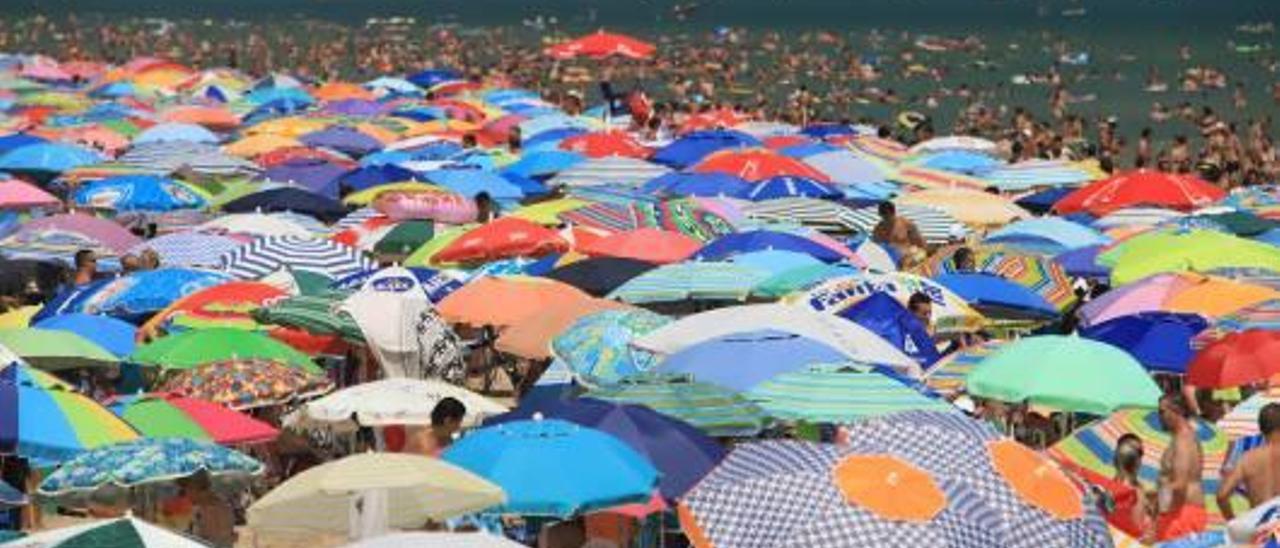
[726,250,825,276]
[747,364,956,422]
[751,262,861,299]
[550,309,671,386]
[38,437,263,499]
[608,262,771,304]
[587,374,768,437]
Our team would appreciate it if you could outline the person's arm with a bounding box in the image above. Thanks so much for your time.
[1216,457,1246,521]
[907,221,926,249]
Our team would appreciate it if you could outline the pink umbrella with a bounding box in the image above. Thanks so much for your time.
[2,212,142,258]
[20,59,72,82]
[0,179,60,210]
[1078,273,1195,326]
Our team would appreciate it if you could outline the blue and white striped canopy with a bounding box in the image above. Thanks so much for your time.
[128,231,244,268]
[219,235,374,280]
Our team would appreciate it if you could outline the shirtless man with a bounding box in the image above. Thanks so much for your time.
[1154,393,1208,542]
[402,397,466,457]
[871,201,926,268]
[1219,403,1280,543]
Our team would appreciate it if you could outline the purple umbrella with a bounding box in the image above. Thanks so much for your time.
[259,158,349,198]
[321,99,387,117]
[2,213,142,261]
[298,126,384,157]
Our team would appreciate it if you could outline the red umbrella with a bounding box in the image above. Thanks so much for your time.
[762,135,814,150]
[578,228,702,264]
[679,108,746,134]
[691,148,832,182]
[256,146,357,169]
[545,30,656,60]
[1187,330,1280,388]
[434,217,570,264]
[559,132,651,159]
[1054,169,1226,216]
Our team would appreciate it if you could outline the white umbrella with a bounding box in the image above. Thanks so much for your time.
[5,515,206,547]
[630,303,921,375]
[303,378,507,428]
[345,531,525,548]
[198,212,316,238]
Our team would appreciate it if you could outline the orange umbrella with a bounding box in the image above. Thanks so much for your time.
[161,105,240,131]
[494,298,631,359]
[545,30,656,60]
[437,276,591,328]
[433,217,570,264]
[680,108,746,134]
[140,281,288,339]
[559,132,651,159]
[833,454,945,522]
[578,228,701,264]
[988,440,1083,520]
[692,148,832,182]
[224,134,302,158]
[1164,275,1279,318]
[312,81,375,102]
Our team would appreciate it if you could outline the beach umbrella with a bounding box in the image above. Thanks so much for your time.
[1187,330,1280,388]
[896,188,1030,227]
[982,159,1098,192]
[69,268,232,320]
[492,397,725,501]
[922,341,1004,398]
[108,392,279,444]
[443,418,658,517]
[933,273,1059,321]
[736,175,841,201]
[1055,170,1226,216]
[641,172,754,198]
[131,328,320,373]
[548,155,671,188]
[545,30,656,59]
[839,292,941,367]
[199,212,320,238]
[132,122,218,145]
[550,309,670,385]
[747,364,955,422]
[544,257,657,297]
[578,228,701,264]
[917,245,1078,312]
[609,261,771,304]
[502,150,584,178]
[303,378,507,428]
[0,178,59,209]
[588,374,767,437]
[161,105,240,130]
[221,186,348,223]
[0,142,102,174]
[1193,299,1280,348]
[657,329,849,392]
[432,217,569,264]
[1219,387,1280,439]
[1,213,142,265]
[694,229,850,263]
[0,306,38,330]
[126,231,242,269]
[727,250,825,276]
[651,130,761,168]
[1099,229,1280,285]
[800,149,891,186]
[336,164,420,192]
[740,198,863,235]
[0,328,117,371]
[219,235,374,281]
[1078,273,1278,327]
[0,361,140,463]
[493,296,629,360]
[692,148,831,182]
[159,358,332,410]
[332,266,462,304]
[559,131,650,158]
[2,516,207,547]
[983,217,1111,255]
[1078,312,1208,374]
[436,276,591,328]
[842,203,970,245]
[891,164,990,192]
[967,335,1161,414]
[299,126,383,157]
[1055,245,1110,278]
[1048,409,1244,524]
[0,133,48,155]
[422,167,525,201]
[908,135,999,155]
[348,531,523,548]
[679,411,1111,548]
[118,141,260,178]
[248,452,502,537]
[794,271,985,334]
[261,158,349,197]
[37,437,262,499]
[912,149,1001,175]
[752,262,863,299]
[141,281,287,334]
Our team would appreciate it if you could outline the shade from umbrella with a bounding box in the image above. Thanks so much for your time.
[747,365,955,422]
[0,361,140,462]
[131,328,320,373]
[587,374,767,437]
[0,328,117,371]
[443,418,658,518]
[1187,330,1280,388]
[159,358,333,410]
[1078,312,1208,374]
[679,411,1110,548]
[303,378,507,428]
[657,329,849,392]
[108,392,279,445]
[967,335,1161,415]
[3,516,208,547]
[609,261,770,304]
[437,276,591,328]
[1055,170,1226,216]
[38,437,262,497]
[220,235,374,281]
[1100,229,1280,286]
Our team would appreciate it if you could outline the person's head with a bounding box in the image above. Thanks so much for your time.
[431,397,467,434]
[877,200,896,221]
[74,249,97,273]
[1113,433,1144,479]
[953,247,976,272]
[1158,392,1192,430]
[140,248,161,270]
[120,254,141,273]
[474,192,493,217]
[1260,402,1280,439]
[461,133,477,149]
[907,292,933,326]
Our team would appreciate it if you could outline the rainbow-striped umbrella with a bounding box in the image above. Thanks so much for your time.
[922,341,1004,397]
[107,392,279,445]
[917,245,1078,312]
[1193,299,1280,349]
[0,361,139,463]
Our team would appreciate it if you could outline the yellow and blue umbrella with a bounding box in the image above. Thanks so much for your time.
[0,361,140,463]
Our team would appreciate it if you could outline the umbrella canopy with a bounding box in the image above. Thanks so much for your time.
[0,328,117,371]
[131,328,320,373]
[550,309,670,385]
[199,211,318,238]
[260,158,349,197]
[133,122,219,145]
[922,341,1003,398]
[609,261,771,304]
[437,276,591,328]
[588,374,767,437]
[433,217,569,264]
[578,228,702,264]
[747,364,954,422]
[0,361,140,462]
[695,229,851,263]
[1078,273,1278,327]
[967,335,1162,414]
[1,213,142,264]
[0,142,102,174]
[108,392,279,445]
[1100,229,1280,285]
[159,358,333,410]
[221,187,348,223]
[3,516,207,547]
[794,271,985,334]
[0,178,59,209]
[917,245,1078,312]
[651,130,761,169]
[1055,170,1226,216]
[220,235,374,281]
[303,378,507,428]
[443,418,658,518]
[840,292,941,367]
[545,30,656,60]
[843,203,969,246]
[248,452,504,534]
[1187,330,1280,388]
[559,131,650,158]
[141,281,287,333]
[1194,299,1280,347]
[679,411,1111,548]
[657,329,850,392]
[736,175,841,201]
[642,172,754,198]
[933,273,1059,321]
[983,217,1111,255]
[493,297,628,360]
[37,437,262,498]
[548,155,671,188]
[347,532,524,548]
[544,257,657,297]
[692,148,831,182]
[66,268,233,320]
[896,188,1030,227]
[127,231,243,269]
[1078,313,1208,374]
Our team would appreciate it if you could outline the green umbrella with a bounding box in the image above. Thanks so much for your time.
[252,291,363,341]
[747,365,956,422]
[587,374,767,437]
[0,328,117,371]
[374,220,435,257]
[750,263,860,299]
[1099,229,1280,285]
[130,328,321,374]
[9,516,206,547]
[966,335,1161,415]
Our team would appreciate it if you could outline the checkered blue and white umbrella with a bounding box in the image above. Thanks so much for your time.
[219,235,374,281]
[679,411,1113,548]
[128,231,244,269]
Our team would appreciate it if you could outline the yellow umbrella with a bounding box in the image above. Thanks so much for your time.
[403,119,481,137]
[342,182,446,206]
[896,188,1031,227]
[247,452,503,535]
[353,122,401,144]
[508,198,590,225]
[224,134,302,158]
[0,306,38,329]
[243,117,329,138]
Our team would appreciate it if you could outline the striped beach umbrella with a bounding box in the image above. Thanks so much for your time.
[922,340,1004,397]
[981,159,1097,192]
[1217,387,1280,440]
[549,155,671,188]
[609,261,771,304]
[746,365,955,422]
[741,198,863,234]
[891,164,989,192]
[0,361,140,463]
[842,203,969,245]
[916,245,1078,312]
[1194,299,1280,349]
[107,392,279,445]
[586,374,767,437]
[253,291,363,342]
[219,235,374,280]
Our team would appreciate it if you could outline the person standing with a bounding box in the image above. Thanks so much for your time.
[1154,393,1208,542]
[871,201,926,268]
[1219,403,1280,543]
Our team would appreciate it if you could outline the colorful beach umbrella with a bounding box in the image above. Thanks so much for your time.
[609,261,771,304]
[0,361,140,462]
[578,228,701,264]
[433,217,569,264]
[550,309,670,385]
[159,358,332,410]
[1078,273,1279,327]
[656,329,849,392]
[747,364,954,422]
[70,267,233,319]
[793,271,985,334]
[1100,229,1280,285]
[1055,169,1226,216]
[692,148,831,182]
[896,188,1030,227]
[1078,312,1208,374]
[0,328,117,371]
[131,328,320,373]
[219,235,374,281]
[588,374,767,437]
[37,437,263,497]
[107,392,279,445]
[1,213,142,265]
[436,276,591,328]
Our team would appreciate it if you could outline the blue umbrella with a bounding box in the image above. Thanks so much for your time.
[498,172,549,198]
[261,158,349,198]
[245,98,312,123]
[914,150,1001,175]
[488,398,725,501]
[727,250,825,276]
[364,76,422,96]
[0,132,47,154]
[31,279,113,325]
[657,329,849,391]
[933,273,1059,321]
[244,86,313,105]
[424,168,524,201]
[0,143,102,174]
[443,419,658,518]
[735,175,841,201]
[524,127,587,150]
[503,150,585,178]
[695,229,846,263]
[335,164,420,192]
[407,68,462,89]
[129,231,243,269]
[642,172,753,198]
[1015,187,1074,215]
[841,292,941,367]
[777,142,841,158]
[1079,312,1208,374]
[800,123,859,138]
[72,175,208,212]
[221,187,348,223]
[332,266,463,303]
[983,218,1110,255]
[298,126,384,157]
[79,268,233,320]
[33,313,138,358]
[1054,244,1110,279]
[133,123,219,145]
[650,130,760,169]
